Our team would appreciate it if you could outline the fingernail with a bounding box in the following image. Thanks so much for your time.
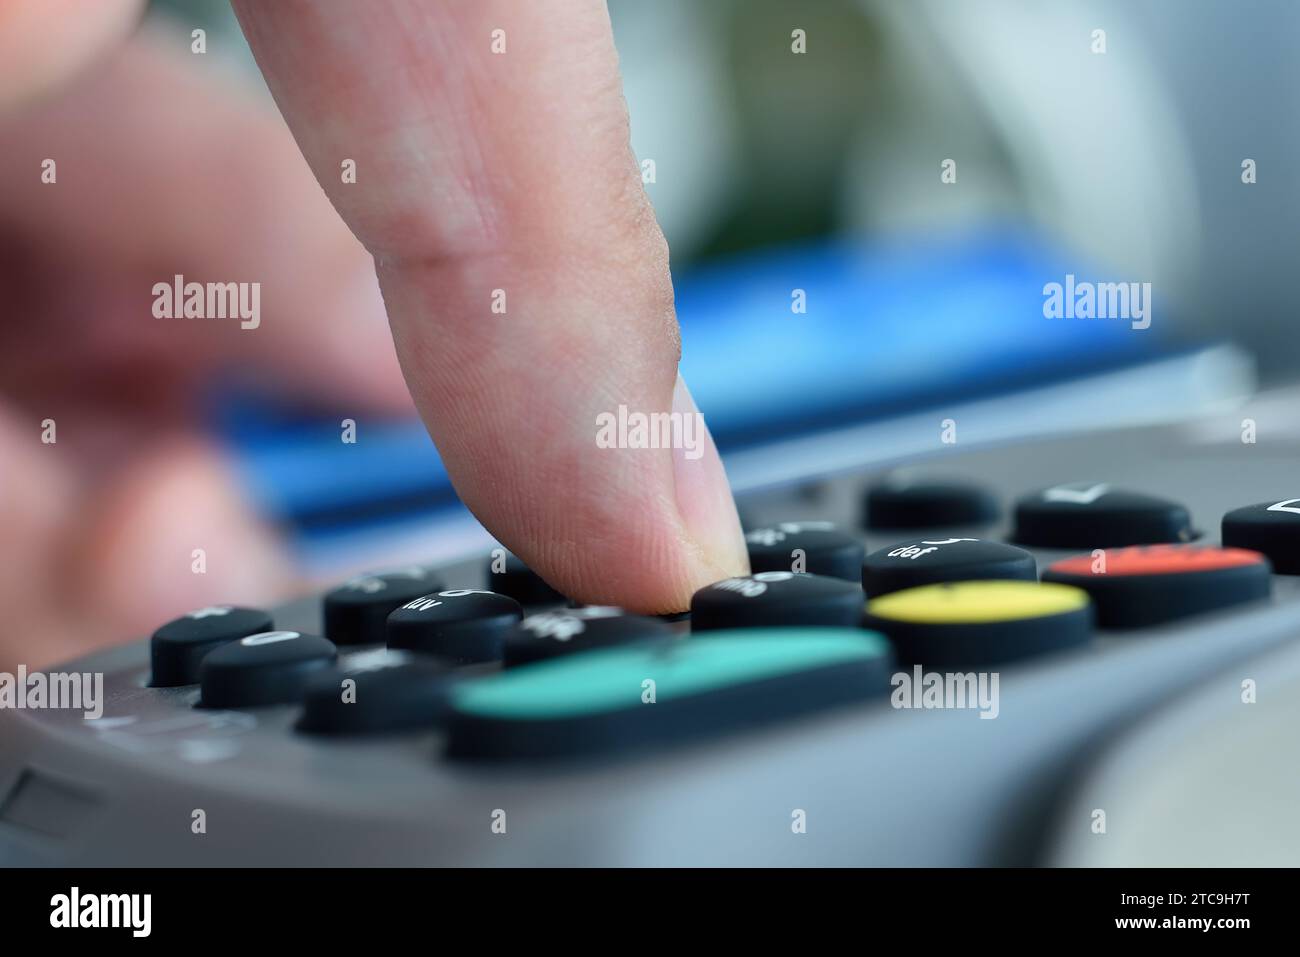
[672,373,749,582]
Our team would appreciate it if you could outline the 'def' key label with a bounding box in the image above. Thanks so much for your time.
[50,887,151,937]
[862,539,1037,597]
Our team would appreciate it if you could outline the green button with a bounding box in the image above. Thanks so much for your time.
[446,628,893,760]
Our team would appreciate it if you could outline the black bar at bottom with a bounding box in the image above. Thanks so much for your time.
[0,867,1279,941]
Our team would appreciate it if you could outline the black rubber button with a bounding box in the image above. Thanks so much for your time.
[446,628,895,761]
[323,566,444,645]
[862,538,1037,597]
[150,606,274,687]
[690,572,864,632]
[487,552,565,606]
[296,650,455,734]
[386,589,523,663]
[502,607,673,668]
[1222,499,1300,574]
[1012,484,1193,549]
[745,521,865,582]
[198,631,337,708]
[864,479,1000,530]
[1043,545,1272,628]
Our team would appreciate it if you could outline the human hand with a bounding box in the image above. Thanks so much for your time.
[0,0,747,670]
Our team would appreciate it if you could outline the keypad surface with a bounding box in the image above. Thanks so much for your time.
[10,420,1300,866]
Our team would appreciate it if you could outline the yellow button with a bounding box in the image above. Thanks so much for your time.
[865,580,1089,624]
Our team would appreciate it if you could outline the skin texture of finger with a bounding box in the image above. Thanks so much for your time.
[0,24,411,415]
[232,0,749,612]
[0,0,143,115]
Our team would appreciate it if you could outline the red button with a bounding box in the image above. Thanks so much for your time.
[1048,545,1265,578]
[1042,544,1272,628]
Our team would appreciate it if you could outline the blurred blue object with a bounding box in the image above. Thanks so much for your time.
[215,228,1185,536]
[675,227,1165,445]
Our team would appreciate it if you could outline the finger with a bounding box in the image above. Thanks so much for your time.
[0,24,412,414]
[231,0,748,612]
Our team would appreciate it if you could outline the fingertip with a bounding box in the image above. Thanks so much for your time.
[485,376,747,617]
[670,374,750,591]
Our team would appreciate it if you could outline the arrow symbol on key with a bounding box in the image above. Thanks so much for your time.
[1044,483,1111,505]
[1267,498,1300,515]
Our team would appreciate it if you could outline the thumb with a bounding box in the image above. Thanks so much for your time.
[231,0,747,612]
